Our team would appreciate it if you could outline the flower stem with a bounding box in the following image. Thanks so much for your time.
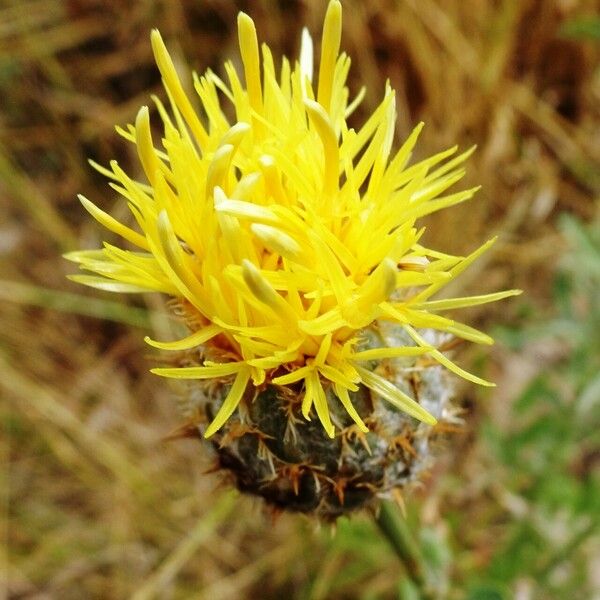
[375,500,433,598]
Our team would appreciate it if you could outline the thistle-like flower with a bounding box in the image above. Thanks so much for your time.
[67,2,519,516]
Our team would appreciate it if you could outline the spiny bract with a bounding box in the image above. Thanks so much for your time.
[67,1,519,516]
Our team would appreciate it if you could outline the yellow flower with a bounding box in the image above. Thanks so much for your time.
[66,1,520,439]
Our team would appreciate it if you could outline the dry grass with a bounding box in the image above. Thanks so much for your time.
[2,0,599,598]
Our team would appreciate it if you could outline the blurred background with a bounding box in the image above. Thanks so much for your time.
[2,0,599,598]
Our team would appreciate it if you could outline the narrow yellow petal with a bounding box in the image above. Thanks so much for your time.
[305,99,339,195]
[213,187,246,264]
[367,88,396,196]
[258,155,288,205]
[445,322,494,345]
[415,289,522,311]
[396,271,452,288]
[318,364,359,391]
[144,324,221,350]
[232,172,262,200]
[155,209,211,315]
[393,146,457,191]
[358,258,397,307]
[214,199,280,225]
[212,318,287,344]
[345,85,365,118]
[308,231,349,305]
[379,301,408,324]
[250,224,302,261]
[150,29,208,149]
[314,333,333,366]
[385,121,425,185]
[78,195,149,250]
[404,325,495,386]
[247,356,286,369]
[241,259,298,323]
[424,145,476,184]
[206,144,234,196]
[204,368,251,437]
[298,308,346,336]
[251,367,266,386]
[272,364,314,386]
[317,0,342,112]
[401,187,481,222]
[398,307,454,330]
[412,237,498,303]
[135,106,160,186]
[356,366,437,425]
[218,121,251,148]
[410,170,465,204]
[306,370,335,437]
[152,361,246,379]
[237,12,263,117]
[67,274,150,293]
[334,383,369,432]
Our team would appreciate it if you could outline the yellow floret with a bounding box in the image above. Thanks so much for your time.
[66,0,521,438]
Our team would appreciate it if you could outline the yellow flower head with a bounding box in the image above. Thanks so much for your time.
[67,1,519,439]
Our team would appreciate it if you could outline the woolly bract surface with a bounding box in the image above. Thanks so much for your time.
[66,1,519,438]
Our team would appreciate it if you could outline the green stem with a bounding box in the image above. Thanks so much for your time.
[375,500,433,599]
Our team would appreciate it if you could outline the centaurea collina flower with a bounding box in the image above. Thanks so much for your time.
[67,2,519,515]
